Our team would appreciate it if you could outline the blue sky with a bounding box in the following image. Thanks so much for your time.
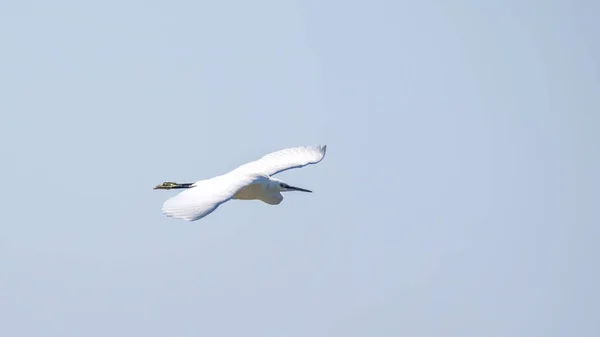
[1,0,598,336]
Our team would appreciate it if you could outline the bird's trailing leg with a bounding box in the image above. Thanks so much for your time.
[153,181,194,190]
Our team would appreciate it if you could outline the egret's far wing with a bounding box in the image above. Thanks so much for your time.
[162,173,264,221]
[232,145,327,176]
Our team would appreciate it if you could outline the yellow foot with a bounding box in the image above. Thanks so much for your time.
[153,181,178,190]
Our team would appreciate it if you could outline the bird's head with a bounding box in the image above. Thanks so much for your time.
[271,178,312,193]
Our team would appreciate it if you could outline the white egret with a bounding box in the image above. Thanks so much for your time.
[154,145,327,221]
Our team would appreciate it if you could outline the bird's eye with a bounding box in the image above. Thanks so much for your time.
[280,183,285,188]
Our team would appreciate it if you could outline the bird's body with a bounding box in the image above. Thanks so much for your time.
[154,145,327,222]
[231,176,283,205]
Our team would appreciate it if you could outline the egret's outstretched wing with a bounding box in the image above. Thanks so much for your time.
[233,145,327,176]
[162,173,266,221]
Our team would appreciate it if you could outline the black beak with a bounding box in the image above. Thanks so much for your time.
[287,185,312,193]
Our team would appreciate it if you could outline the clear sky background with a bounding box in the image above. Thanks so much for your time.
[1,0,598,336]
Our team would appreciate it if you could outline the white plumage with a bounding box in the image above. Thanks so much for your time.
[154,145,327,222]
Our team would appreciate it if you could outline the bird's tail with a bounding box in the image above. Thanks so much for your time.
[153,182,194,190]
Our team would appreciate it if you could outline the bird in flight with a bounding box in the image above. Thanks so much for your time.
[154,145,327,221]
